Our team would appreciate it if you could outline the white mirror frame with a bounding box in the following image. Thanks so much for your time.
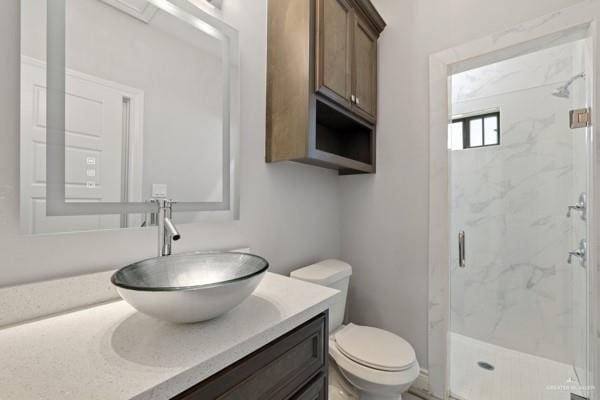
[45,0,240,219]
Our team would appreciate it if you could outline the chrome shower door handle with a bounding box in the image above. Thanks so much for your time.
[458,231,466,268]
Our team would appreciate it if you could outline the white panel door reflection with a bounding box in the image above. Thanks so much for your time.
[20,58,142,234]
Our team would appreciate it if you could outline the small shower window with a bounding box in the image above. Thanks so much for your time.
[450,111,500,150]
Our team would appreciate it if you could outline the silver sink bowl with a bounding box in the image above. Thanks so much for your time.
[111,252,269,323]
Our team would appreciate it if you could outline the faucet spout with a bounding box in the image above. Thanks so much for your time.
[152,199,181,257]
[163,217,181,241]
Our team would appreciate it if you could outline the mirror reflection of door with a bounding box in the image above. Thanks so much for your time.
[20,58,144,234]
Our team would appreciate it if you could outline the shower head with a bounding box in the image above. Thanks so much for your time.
[552,72,585,99]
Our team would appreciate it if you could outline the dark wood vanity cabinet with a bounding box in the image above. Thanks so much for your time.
[292,373,327,400]
[172,312,328,400]
[266,0,385,175]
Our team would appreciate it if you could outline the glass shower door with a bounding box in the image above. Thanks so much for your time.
[448,38,590,400]
[568,38,591,400]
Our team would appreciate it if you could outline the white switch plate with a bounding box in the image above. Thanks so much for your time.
[152,184,168,198]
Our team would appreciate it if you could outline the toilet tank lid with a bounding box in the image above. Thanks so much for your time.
[290,259,352,286]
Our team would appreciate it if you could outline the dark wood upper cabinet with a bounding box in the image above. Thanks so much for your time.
[267,0,385,175]
[351,13,378,122]
[316,0,353,108]
[317,0,378,123]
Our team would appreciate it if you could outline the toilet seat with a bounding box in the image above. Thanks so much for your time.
[334,324,417,372]
[329,324,420,389]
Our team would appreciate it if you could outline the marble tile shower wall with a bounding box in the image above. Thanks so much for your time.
[450,40,587,364]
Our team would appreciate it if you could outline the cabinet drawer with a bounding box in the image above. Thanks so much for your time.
[292,373,327,400]
[173,312,328,400]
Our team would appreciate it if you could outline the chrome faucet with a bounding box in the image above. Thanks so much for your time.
[151,199,181,257]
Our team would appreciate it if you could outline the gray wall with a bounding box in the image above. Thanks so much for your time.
[341,0,585,370]
[0,0,341,287]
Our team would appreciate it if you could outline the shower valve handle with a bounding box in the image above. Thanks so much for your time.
[567,192,587,220]
[568,239,587,266]
[567,203,585,217]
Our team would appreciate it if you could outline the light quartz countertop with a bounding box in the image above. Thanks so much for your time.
[0,272,339,400]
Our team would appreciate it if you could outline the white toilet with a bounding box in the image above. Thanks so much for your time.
[290,260,419,400]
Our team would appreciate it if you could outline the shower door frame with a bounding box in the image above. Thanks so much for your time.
[427,3,600,400]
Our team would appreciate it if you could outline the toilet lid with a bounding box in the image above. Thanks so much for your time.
[334,324,416,372]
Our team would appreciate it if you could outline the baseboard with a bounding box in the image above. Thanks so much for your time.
[409,368,444,400]
[412,368,430,392]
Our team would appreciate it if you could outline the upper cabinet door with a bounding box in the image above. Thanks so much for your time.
[352,14,378,122]
[316,0,353,108]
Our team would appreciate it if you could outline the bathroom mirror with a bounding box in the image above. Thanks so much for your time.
[19,0,239,235]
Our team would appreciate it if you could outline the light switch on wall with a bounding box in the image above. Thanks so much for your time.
[152,184,168,198]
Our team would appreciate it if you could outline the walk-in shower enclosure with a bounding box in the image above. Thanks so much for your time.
[428,3,600,400]
[448,38,590,400]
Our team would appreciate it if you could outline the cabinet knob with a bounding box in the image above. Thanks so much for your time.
[351,94,356,103]
[356,97,360,105]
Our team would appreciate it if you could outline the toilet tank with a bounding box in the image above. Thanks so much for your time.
[290,259,352,332]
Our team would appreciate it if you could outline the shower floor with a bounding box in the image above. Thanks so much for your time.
[450,332,580,400]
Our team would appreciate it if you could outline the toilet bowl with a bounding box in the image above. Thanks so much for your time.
[290,260,419,400]
[329,324,419,400]
[329,357,359,400]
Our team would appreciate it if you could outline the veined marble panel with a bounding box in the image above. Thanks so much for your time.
[452,40,584,104]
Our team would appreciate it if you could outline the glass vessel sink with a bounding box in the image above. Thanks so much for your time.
[111,252,269,323]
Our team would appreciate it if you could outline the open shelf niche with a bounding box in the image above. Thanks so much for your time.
[312,97,375,174]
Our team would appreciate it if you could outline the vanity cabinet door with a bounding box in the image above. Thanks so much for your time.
[291,373,327,400]
[316,0,353,108]
[173,313,328,400]
[351,13,378,123]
